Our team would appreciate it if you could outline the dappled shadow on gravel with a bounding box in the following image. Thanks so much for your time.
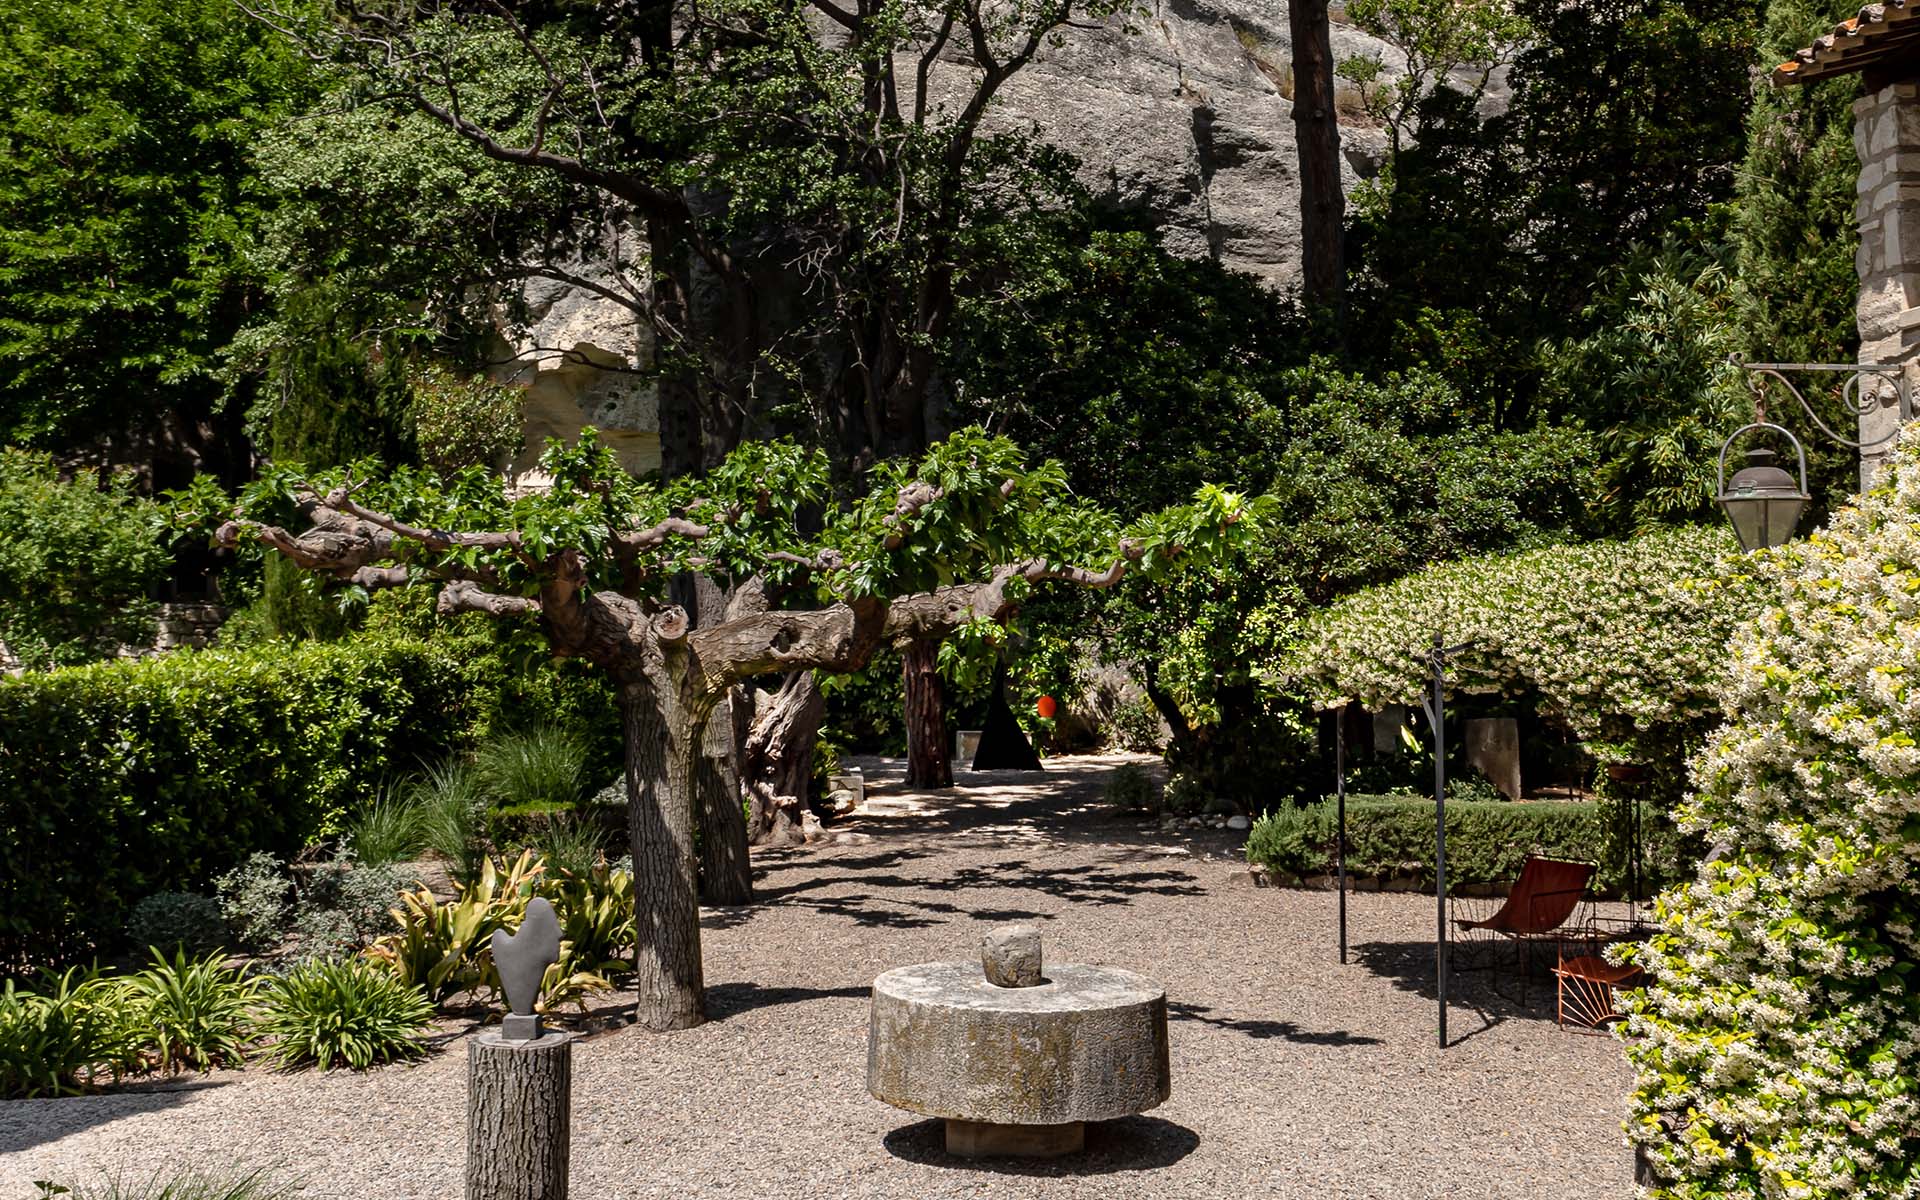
[1169,1001,1382,1046]
[0,1080,213,1153]
[1351,938,1568,1046]
[882,1116,1200,1174]
[708,846,1208,934]
[706,981,869,1019]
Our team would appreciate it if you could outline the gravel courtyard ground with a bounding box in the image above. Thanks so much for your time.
[2,754,1636,1199]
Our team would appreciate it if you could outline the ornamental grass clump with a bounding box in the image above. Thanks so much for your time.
[1623,423,1920,1199]
[257,959,432,1070]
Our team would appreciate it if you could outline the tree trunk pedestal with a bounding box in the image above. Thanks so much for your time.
[945,1119,1084,1158]
[467,1030,572,1200]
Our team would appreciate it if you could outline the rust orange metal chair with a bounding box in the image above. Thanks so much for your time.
[1452,855,1595,940]
[1552,950,1642,1032]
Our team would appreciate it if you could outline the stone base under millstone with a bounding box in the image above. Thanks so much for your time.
[945,1119,1085,1158]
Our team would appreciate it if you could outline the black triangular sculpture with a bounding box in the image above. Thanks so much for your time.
[972,662,1044,771]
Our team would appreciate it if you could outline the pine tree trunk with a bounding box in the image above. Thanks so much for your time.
[695,697,753,905]
[901,637,952,788]
[466,1030,571,1200]
[620,681,705,1031]
[1288,0,1345,308]
[743,672,826,847]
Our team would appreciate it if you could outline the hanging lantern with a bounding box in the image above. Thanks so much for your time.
[1716,423,1811,552]
[1035,695,1058,719]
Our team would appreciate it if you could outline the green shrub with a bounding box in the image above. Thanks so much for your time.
[213,854,293,957]
[0,968,142,1098]
[124,949,256,1073]
[1106,696,1165,753]
[257,958,432,1070]
[368,851,629,1010]
[1162,772,1207,815]
[1104,763,1159,813]
[0,449,167,670]
[1245,794,1610,888]
[125,893,227,958]
[0,637,476,967]
[1444,767,1505,804]
[290,853,413,960]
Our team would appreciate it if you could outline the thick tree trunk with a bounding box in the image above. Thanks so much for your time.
[620,681,705,1031]
[647,218,703,482]
[695,697,753,905]
[465,1031,571,1200]
[1288,0,1345,308]
[901,637,951,788]
[742,672,826,847]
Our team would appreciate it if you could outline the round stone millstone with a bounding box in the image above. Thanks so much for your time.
[867,960,1171,1126]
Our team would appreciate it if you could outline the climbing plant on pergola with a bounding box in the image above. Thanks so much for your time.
[179,428,1263,1030]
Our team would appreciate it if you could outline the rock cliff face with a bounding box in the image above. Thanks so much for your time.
[982,0,1391,289]
[501,0,1397,467]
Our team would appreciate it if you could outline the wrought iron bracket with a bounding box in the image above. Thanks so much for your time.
[1737,360,1913,450]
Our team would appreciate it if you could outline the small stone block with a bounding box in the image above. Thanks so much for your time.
[501,1013,544,1042]
[945,1119,1084,1158]
[980,924,1044,988]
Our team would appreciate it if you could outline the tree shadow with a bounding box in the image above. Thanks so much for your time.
[706,981,870,1019]
[0,1078,218,1153]
[1351,939,1561,1046]
[1167,1001,1382,1046]
[710,857,1200,932]
[882,1115,1199,1175]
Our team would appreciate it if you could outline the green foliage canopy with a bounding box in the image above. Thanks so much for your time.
[0,0,314,468]
[0,449,168,669]
[1283,524,1756,756]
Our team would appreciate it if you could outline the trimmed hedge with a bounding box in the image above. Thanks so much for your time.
[0,640,464,966]
[0,633,618,968]
[1247,794,1642,891]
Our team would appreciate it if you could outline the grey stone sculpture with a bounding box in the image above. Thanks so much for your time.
[492,897,561,1041]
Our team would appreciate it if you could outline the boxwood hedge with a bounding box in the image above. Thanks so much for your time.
[1246,793,1645,891]
[0,633,616,969]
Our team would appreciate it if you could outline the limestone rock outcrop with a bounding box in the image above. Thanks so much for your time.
[495,0,1405,468]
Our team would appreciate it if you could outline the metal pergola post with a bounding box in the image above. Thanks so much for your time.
[1336,706,1347,965]
[1418,636,1475,1049]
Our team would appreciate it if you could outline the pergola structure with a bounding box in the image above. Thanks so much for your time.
[1774,13,1920,479]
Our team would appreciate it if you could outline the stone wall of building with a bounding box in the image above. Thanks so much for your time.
[1854,80,1920,483]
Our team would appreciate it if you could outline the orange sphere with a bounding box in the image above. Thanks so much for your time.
[1036,694,1058,719]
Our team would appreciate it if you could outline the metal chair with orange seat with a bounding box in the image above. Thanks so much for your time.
[1448,855,1597,999]
[1452,854,1596,942]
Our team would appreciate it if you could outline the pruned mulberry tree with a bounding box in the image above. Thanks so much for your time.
[180,428,1261,1030]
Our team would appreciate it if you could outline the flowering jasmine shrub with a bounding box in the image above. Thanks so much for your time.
[1282,524,1754,757]
[1622,427,1920,1199]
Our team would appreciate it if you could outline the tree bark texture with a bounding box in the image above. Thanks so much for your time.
[695,695,754,905]
[621,681,706,1031]
[742,671,826,847]
[901,637,952,788]
[1288,0,1345,307]
[466,1031,571,1200]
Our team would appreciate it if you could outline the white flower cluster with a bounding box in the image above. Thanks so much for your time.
[1281,524,1753,755]
[1623,424,1920,1199]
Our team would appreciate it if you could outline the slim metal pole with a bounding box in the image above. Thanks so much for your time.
[1337,704,1348,965]
[1432,636,1448,1049]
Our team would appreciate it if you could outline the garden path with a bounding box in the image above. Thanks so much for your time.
[1,754,1635,1199]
